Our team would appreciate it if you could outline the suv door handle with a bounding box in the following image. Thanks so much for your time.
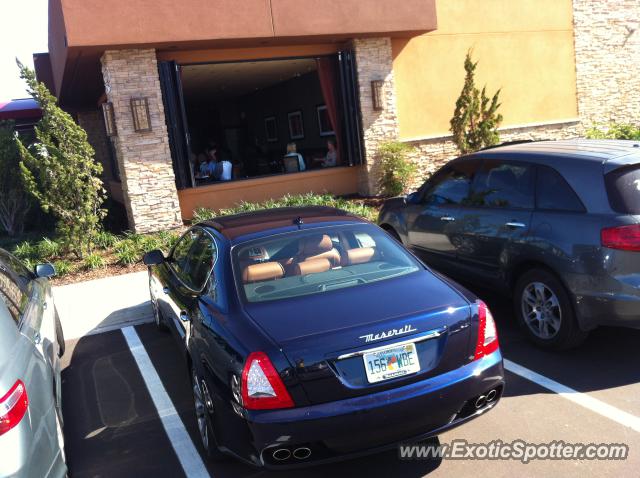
[505,222,526,229]
[440,216,456,222]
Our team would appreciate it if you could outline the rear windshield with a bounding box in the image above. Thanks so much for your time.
[605,165,640,214]
[234,225,422,303]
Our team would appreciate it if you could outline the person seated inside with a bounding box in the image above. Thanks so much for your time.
[196,152,213,179]
[214,158,233,181]
[313,139,338,168]
[283,142,306,172]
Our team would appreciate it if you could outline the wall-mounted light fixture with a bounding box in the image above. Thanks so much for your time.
[371,80,384,111]
[130,97,152,132]
[101,102,117,137]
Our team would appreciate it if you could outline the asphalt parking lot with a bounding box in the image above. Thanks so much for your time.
[60,289,640,478]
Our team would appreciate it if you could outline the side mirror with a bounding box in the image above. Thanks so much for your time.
[35,263,56,279]
[406,192,420,205]
[143,249,165,266]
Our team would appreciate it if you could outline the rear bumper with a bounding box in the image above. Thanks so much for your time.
[244,350,504,469]
[575,292,640,329]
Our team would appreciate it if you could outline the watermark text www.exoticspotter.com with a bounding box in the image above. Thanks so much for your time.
[399,440,629,464]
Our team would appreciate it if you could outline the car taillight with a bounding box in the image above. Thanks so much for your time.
[601,224,640,252]
[474,301,499,360]
[0,380,28,436]
[241,352,294,410]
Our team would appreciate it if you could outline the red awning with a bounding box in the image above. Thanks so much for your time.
[0,98,42,121]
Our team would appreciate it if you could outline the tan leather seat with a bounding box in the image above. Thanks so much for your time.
[345,247,376,265]
[296,234,341,267]
[242,261,285,284]
[294,258,331,276]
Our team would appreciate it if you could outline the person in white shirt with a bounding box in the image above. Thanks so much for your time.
[284,142,306,172]
[314,139,338,168]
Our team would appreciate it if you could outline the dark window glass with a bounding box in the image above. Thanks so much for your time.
[605,165,640,215]
[470,160,534,209]
[422,161,479,206]
[0,265,30,325]
[170,229,216,290]
[536,166,585,212]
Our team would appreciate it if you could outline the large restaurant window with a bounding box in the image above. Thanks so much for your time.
[159,53,362,190]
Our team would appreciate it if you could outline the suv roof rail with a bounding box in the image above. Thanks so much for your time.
[479,139,546,151]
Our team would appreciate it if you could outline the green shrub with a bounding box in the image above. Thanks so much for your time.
[36,237,61,259]
[83,253,105,270]
[156,230,180,252]
[586,123,640,140]
[377,141,417,197]
[192,193,378,224]
[95,231,119,249]
[13,241,36,260]
[115,245,139,266]
[53,260,73,276]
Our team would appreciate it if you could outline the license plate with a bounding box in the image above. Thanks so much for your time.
[363,342,420,383]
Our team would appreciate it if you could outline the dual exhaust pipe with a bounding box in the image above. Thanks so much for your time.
[272,446,312,461]
[474,388,498,409]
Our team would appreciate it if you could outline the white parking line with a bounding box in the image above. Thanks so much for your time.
[121,326,211,478]
[505,359,640,433]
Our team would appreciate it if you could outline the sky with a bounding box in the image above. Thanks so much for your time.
[0,0,48,102]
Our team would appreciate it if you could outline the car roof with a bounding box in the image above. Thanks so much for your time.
[200,206,368,241]
[468,139,640,171]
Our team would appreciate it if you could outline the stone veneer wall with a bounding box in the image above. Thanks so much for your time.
[573,0,640,126]
[353,38,400,196]
[101,49,182,233]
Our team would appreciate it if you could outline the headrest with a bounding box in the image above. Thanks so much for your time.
[299,234,333,255]
[294,258,331,276]
[346,247,375,265]
[242,261,284,284]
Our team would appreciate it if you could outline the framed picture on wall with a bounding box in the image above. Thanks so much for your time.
[264,116,278,143]
[316,105,334,137]
[288,110,305,140]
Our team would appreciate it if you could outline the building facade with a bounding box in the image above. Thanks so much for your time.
[35,0,639,232]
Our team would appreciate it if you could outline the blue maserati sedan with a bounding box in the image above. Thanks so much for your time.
[143,207,504,468]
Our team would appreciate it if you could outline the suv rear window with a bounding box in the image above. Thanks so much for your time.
[605,165,640,214]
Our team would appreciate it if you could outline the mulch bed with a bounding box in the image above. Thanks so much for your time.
[52,263,146,286]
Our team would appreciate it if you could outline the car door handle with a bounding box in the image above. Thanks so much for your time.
[179,311,190,323]
[163,287,170,294]
[505,222,526,229]
[440,216,456,222]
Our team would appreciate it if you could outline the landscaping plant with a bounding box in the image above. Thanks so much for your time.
[450,51,503,154]
[586,123,640,140]
[376,141,417,197]
[0,120,31,236]
[15,61,107,258]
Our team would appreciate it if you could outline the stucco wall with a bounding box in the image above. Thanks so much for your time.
[573,0,640,126]
[391,0,579,141]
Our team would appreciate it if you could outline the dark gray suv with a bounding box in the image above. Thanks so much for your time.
[379,140,640,350]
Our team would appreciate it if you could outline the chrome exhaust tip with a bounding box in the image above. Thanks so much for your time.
[272,448,291,461]
[475,395,487,409]
[293,447,312,460]
[486,389,498,403]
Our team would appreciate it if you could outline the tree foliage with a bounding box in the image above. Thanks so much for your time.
[0,120,31,235]
[450,51,503,154]
[377,141,417,197]
[586,123,640,140]
[15,60,106,258]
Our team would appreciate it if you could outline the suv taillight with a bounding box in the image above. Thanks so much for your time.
[0,380,28,436]
[601,224,640,252]
[474,301,499,360]
[241,352,294,410]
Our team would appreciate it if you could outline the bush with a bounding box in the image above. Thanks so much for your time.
[192,193,378,224]
[586,123,640,140]
[36,237,61,259]
[0,120,31,236]
[13,241,36,261]
[95,231,119,249]
[53,260,73,276]
[377,141,417,197]
[115,242,139,266]
[83,253,105,270]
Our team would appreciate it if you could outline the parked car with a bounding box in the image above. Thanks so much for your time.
[144,206,504,469]
[0,249,66,478]
[379,139,640,350]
